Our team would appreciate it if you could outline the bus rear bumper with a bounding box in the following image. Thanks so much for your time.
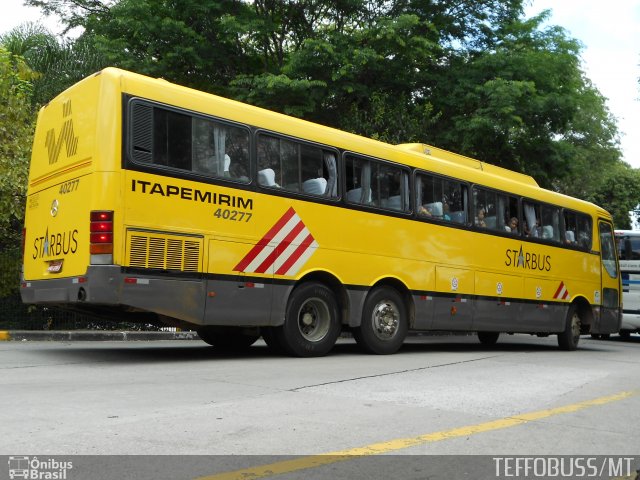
[21,266,206,325]
[21,265,124,305]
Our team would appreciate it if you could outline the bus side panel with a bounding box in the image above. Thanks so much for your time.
[204,239,273,326]
[473,272,523,331]
[431,266,473,330]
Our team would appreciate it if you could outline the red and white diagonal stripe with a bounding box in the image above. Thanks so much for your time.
[233,207,319,276]
[553,281,570,300]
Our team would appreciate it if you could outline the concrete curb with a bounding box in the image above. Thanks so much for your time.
[0,330,199,341]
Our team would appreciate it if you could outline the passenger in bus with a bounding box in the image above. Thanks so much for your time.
[508,217,518,233]
[475,208,486,228]
[442,203,452,221]
[418,204,433,217]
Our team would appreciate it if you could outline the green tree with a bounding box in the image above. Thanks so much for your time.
[0,48,35,295]
[1,23,107,107]
[58,0,257,95]
[425,13,622,190]
[588,164,640,230]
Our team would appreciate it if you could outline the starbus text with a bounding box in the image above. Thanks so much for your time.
[505,246,551,272]
[32,228,79,259]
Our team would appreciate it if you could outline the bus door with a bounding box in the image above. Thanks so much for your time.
[598,221,621,333]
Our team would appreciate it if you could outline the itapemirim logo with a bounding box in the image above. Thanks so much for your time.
[45,100,79,165]
[8,456,73,479]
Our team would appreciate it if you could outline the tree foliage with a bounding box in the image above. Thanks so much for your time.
[0,48,36,296]
[0,48,35,238]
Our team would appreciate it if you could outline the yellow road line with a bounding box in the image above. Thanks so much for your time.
[0,331,10,341]
[195,390,638,480]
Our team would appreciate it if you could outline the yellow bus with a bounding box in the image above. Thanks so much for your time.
[20,68,621,356]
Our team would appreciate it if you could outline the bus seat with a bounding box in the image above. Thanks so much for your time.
[542,225,553,239]
[382,195,402,210]
[566,230,575,243]
[258,168,278,187]
[302,178,327,195]
[347,187,371,204]
[484,216,496,228]
[450,211,466,223]
[425,202,443,216]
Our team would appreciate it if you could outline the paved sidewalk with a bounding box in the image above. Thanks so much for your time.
[0,329,199,341]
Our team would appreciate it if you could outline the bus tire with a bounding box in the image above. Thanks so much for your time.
[276,282,341,357]
[261,327,286,354]
[478,331,500,345]
[354,286,407,355]
[197,326,260,350]
[558,304,581,351]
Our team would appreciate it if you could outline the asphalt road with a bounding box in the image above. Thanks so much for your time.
[1,333,639,479]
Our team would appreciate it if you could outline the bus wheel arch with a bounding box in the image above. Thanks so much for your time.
[295,270,349,326]
[354,279,411,355]
[558,297,592,351]
[271,273,344,357]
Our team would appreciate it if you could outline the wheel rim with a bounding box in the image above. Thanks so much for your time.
[297,297,331,342]
[570,312,581,343]
[371,299,400,340]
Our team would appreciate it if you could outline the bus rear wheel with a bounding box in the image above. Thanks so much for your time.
[354,286,407,355]
[275,282,341,357]
[558,304,581,351]
[197,326,260,350]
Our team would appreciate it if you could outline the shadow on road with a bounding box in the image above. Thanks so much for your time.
[21,331,633,365]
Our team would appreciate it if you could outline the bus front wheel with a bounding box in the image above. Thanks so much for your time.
[558,304,581,351]
[276,282,341,357]
[354,286,407,354]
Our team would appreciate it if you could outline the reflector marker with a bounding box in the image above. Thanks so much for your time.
[553,281,570,300]
[234,207,319,277]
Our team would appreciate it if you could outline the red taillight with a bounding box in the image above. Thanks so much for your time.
[90,221,112,233]
[90,211,113,255]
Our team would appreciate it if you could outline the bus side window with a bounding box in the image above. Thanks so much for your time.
[152,108,192,171]
[345,155,372,205]
[523,201,541,237]
[417,173,467,223]
[578,215,592,249]
[377,164,409,212]
[193,118,250,181]
[257,134,282,188]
